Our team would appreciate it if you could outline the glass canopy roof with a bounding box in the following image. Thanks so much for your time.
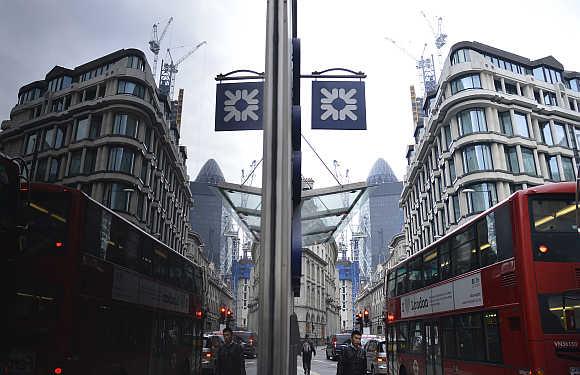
[212,181,368,246]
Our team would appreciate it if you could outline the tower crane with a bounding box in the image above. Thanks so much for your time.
[384,36,437,95]
[420,11,447,52]
[148,17,173,77]
[159,41,207,99]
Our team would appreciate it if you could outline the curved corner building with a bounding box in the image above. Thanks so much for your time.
[0,48,193,254]
[401,41,580,256]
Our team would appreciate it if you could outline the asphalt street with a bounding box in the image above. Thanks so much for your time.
[245,346,337,375]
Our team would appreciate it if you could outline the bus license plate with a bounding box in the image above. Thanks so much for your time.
[570,367,580,375]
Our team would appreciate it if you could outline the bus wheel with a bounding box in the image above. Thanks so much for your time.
[399,366,407,375]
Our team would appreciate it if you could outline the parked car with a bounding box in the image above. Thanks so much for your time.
[325,333,351,360]
[202,335,224,375]
[233,330,258,358]
[364,339,387,375]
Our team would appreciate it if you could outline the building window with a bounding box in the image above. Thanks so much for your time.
[24,133,38,155]
[90,115,102,139]
[108,147,135,174]
[494,79,502,92]
[83,149,97,174]
[47,76,72,92]
[465,182,496,214]
[75,117,90,141]
[504,81,518,95]
[448,158,456,184]
[117,80,145,99]
[18,88,42,104]
[553,123,568,147]
[113,113,140,137]
[521,148,537,175]
[543,91,557,106]
[540,121,553,145]
[513,112,530,138]
[561,157,576,181]
[451,49,470,65]
[35,158,48,181]
[48,158,60,182]
[68,151,82,176]
[534,67,562,84]
[441,125,452,151]
[504,146,519,173]
[41,128,55,151]
[127,56,145,71]
[546,156,560,181]
[510,183,523,194]
[54,126,65,149]
[462,144,493,173]
[451,194,460,223]
[457,108,486,136]
[498,111,513,136]
[106,183,132,212]
[450,74,481,94]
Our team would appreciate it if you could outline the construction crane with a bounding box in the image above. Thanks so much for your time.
[420,11,447,52]
[148,17,173,77]
[159,41,207,99]
[384,36,437,95]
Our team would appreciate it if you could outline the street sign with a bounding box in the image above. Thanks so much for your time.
[311,80,366,130]
[215,81,264,131]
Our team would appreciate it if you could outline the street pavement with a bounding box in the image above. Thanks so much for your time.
[246,346,337,375]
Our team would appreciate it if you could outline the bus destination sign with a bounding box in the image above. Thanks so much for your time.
[401,272,483,319]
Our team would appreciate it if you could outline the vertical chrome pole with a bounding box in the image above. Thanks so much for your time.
[259,0,292,374]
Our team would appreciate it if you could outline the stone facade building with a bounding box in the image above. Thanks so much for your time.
[294,242,340,345]
[0,48,192,253]
[354,277,386,335]
[401,41,580,256]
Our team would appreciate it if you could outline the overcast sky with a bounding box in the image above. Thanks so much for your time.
[1,0,579,188]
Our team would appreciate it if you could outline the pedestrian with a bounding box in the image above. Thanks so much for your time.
[336,330,366,375]
[300,334,316,375]
[216,327,246,375]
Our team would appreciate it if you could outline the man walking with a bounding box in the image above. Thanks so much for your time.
[301,334,316,375]
[336,330,366,375]
[216,327,246,375]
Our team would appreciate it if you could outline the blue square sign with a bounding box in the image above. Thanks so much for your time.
[215,81,263,131]
[311,81,366,130]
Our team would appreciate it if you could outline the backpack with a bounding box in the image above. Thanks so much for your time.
[302,341,311,353]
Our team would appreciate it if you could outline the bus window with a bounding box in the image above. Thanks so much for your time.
[539,292,580,333]
[395,266,408,295]
[439,242,452,280]
[153,246,169,283]
[532,197,577,233]
[106,218,141,270]
[478,214,498,266]
[397,322,409,352]
[423,249,439,285]
[441,316,456,358]
[140,239,153,276]
[451,227,478,275]
[455,313,484,361]
[483,311,501,362]
[408,257,423,291]
[409,321,424,353]
[22,191,69,255]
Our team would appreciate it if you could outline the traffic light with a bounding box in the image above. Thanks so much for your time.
[226,308,233,320]
[219,306,226,323]
[363,309,370,325]
[356,312,362,325]
[195,309,204,320]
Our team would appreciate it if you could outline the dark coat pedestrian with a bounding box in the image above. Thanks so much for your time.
[300,335,316,375]
[336,331,366,375]
[216,328,246,375]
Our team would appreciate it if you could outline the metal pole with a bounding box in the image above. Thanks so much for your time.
[258,0,292,374]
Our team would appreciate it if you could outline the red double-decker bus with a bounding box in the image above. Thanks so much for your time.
[1,183,205,375]
[385,182,579,375]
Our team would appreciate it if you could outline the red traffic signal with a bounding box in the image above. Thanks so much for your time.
[226,309,232,317]
[363,309,369,317]
[195,310,204,319]
[220,306,226,315]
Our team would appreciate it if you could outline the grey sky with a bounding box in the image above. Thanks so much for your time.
[1,0,579,188]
